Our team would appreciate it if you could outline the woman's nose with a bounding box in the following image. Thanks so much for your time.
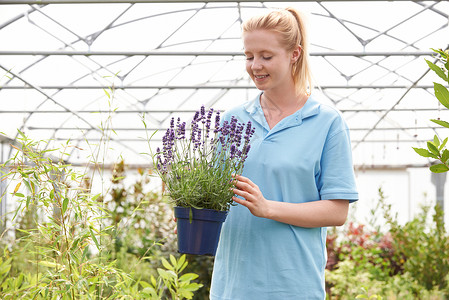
[251,58,262,70]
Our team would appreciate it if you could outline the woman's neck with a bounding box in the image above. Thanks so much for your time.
[260,91,308,129]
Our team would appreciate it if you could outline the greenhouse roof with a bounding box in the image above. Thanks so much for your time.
[0,0,448,169]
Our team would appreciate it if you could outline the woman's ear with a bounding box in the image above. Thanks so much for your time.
[291,45,301,63]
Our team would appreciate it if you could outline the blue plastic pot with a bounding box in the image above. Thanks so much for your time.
[174,206,228,256]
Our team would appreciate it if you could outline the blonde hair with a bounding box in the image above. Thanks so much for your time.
[242,7,313,95]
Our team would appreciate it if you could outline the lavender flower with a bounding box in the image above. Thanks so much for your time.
[176,121,186,140]
[214,111,221,133]
[200,105,206,124]
[151,106,255,211]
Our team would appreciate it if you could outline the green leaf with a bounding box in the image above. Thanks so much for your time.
[0,259,11,275]
[37,261,63,269]
[81,246,89,263]
[62,197,69,214]
[26,195,31,208]
[70,238,80,251]
[177,254,186,271]
[433,135,440,147]
[430,119,449,128]
[426,59,448,82]
[430,164,449,173]
[182,282,203,291]
[427,141,440,156]
[103,89,110,99]
[412,147,438,159]
[17,129,26,140]
[434,83,449,109]
[179,290,194,299]
[169,254,177,268]
[89,227,100,250]
[150,275,157,288]
[179,273,199,282]
[157,268,169,280]
[23,180,31,193]
[440,137,448,150]
[91,193,101,202]
[160,257,174,271]
[139,281,151,288]
[442,149,449,163]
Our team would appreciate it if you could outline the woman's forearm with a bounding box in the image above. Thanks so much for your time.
[232,174,350,228]
[264,199,349,228]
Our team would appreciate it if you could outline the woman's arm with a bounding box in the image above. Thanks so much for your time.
[232,174,349,228]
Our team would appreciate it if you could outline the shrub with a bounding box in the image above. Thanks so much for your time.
[326,188,449,299]
[0,132,202,299]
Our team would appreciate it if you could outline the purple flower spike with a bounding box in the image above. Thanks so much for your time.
[214,111,221,133]
[230,144,236,159]
[152,104,256,211]
[200,105,206,124]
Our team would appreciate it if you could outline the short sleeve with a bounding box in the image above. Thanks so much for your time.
[317,119,359,202]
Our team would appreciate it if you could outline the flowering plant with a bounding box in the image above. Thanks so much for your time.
[152,105,255,211]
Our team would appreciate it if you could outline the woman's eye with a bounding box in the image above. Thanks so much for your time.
[263,57,272,60]
[246,57,254,61]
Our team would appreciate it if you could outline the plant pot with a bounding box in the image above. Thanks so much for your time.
[174,206,228,256]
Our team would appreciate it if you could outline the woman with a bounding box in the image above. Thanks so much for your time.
[209,7,359,300]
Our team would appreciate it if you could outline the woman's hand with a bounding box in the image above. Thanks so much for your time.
[232,174,271,219]
[231,174,350,227]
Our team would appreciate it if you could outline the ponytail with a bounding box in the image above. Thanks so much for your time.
[286,7,313,95]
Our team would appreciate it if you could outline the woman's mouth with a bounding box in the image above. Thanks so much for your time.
[254,75,268,80]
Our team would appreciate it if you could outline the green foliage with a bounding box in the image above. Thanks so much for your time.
[0,132,202,299]
[385,203,449,293]
[101,160,213,299]
[414,48,449,172]
[326,188,449,299]
[114,254,202,300]
[102,160,177,260]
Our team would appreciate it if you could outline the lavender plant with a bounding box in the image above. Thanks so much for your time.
[148,106,255,212]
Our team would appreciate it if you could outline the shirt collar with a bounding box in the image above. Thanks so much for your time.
[244,92,320,123]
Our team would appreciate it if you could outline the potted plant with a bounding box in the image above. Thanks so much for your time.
[147,105,255,255]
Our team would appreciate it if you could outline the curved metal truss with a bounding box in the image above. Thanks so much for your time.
[0,0,448,169]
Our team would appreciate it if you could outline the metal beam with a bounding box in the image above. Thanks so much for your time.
[0,108,443,113]
[45,137,433,143]
[0,0,420,4]
[0,50,435,57]
[25,125,446,131]
[2,161,433,170]
[0,85,435,89]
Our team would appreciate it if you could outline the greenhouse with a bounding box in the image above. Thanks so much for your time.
[0,0,448,299]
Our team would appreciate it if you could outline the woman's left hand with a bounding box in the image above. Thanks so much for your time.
[232,174,270,218]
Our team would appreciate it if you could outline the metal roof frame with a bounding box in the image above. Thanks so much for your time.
[0,0,448,168]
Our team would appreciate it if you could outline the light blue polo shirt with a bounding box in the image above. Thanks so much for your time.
[210,93,358,300]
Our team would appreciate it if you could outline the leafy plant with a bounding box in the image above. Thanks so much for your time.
[103,160,176,259]
[144,105,255,211]
[384,202,449,293]
[115,254,202,300]
[326,188,449,299]
[1,132,121,298]
[413,48,449,172]
[0,132,202,299]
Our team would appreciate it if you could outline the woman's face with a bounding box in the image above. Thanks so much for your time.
[243,29,299,93]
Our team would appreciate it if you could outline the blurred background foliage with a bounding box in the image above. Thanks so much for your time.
[1,151,448,299]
